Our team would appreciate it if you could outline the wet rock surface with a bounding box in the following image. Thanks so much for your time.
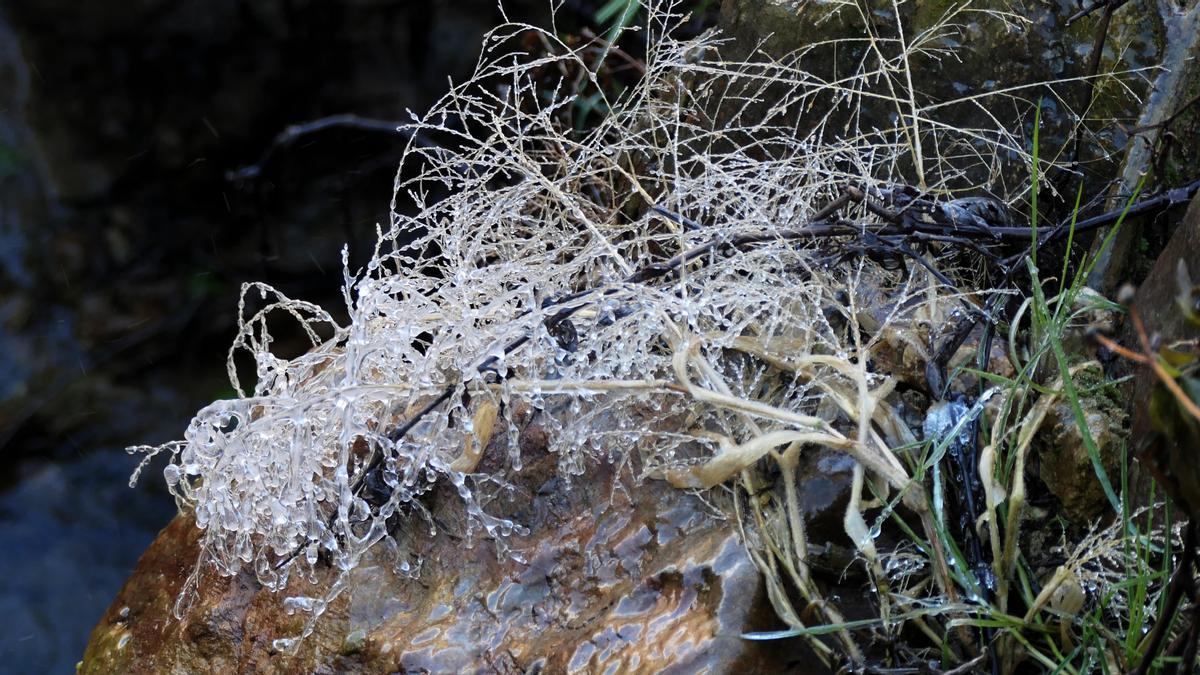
[791,447,860,577]
[1127,193,1200,380]
[1089,2,1200,293]
[80,419,808,674]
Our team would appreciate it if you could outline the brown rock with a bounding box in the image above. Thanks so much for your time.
[1126,193,1200,517]
[80,420,808,674]
[1036,396,1126,523]
[1128,193,1200,392]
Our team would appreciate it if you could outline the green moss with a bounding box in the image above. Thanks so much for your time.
[1075,365,1128,416]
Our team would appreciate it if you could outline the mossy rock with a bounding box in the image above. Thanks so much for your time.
[718,0,1167,191]
[1035,377,1128,523]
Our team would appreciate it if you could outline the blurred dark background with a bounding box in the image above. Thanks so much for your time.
[0,1,590,671]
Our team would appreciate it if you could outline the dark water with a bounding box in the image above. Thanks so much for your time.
[0,1,570,671]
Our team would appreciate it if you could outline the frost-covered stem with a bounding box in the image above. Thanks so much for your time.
[665,324,860,660]
[845,462,891,623]
[844,272,893,625]
[749,477,862,664]
[497,378,685,394]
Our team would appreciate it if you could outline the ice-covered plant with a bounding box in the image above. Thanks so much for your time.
[127,1,1138,664]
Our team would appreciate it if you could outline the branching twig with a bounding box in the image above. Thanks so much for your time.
[227,113,424,183]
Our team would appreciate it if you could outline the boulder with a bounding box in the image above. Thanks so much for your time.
[80,415,813,673]
[1036,396,1126,523]
[1087,2,1200,293]
[718,1,1200,291]
[1126,192,1200,518]
[718,0,1164,177]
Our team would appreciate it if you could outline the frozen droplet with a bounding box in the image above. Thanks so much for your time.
[273,637,298,653]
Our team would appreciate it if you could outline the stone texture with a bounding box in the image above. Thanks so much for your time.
[1088,2,1200,293]
[766,446,861,579]
[1126,192,1200,518]
[718,1,1200,295]
[80,416,808,673]
[718,0,1163,182]
[1036,397,1126,523]
[1128,193,1200,377]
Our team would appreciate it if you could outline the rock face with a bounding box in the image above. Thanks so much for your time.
[80,416,811,673]
[718,0,1200,291]
[1128,193,1200,379]
[718,0,1163,170]
[1126,193,1200,517]
[1089,2,1200,293]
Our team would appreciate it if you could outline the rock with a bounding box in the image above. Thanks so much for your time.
[1036,394,1126,523]
[79,417,808,673]
[793,447,859,576]
[948,326,1016,394]
[717,1,1200,295]
[1125,192,1200,517]
[718,0,1162,184]
[1087,3,1200,293]
[1127,193,1200,379]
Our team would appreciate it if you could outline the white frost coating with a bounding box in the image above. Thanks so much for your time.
[126,1,1036,650]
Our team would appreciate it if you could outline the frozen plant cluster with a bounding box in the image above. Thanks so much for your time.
[129,0,1049,652]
